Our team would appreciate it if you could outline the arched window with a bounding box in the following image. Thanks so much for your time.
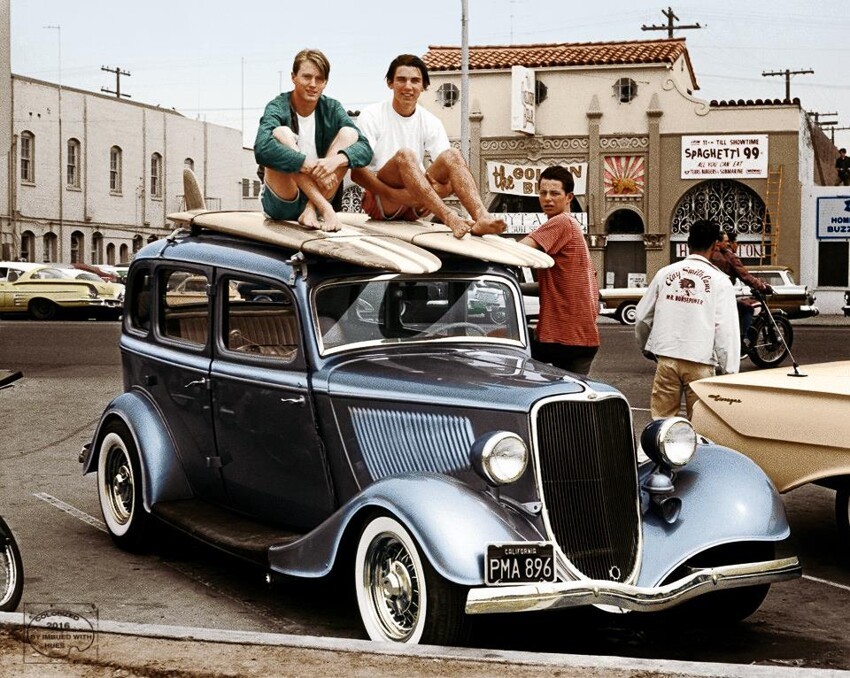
[132,235,144,253]
[613,77,638,103]
[91,232,103,265]
[184,158,194,172]
[106,243,116,265]
[43,233,57,263]
[150,152,163,198]
[119,244,129,263]
[20,231,35,262]
[71,230,85,264]
[67,138,81,188]
[20,131,35,183]
[436,83,459,108]
[110,146,123,194]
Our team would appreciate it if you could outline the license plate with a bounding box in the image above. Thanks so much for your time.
[485,542,556,585]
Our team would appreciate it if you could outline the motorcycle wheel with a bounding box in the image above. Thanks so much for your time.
[747,315,793,369]
[0,517,24,612]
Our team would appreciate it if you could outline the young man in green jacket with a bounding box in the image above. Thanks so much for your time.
[254,49,372,231]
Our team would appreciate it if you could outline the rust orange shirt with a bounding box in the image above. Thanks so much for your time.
[529,213,600,347]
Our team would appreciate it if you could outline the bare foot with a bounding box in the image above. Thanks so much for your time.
[317,208,341,232]
[470,214,507,235]
[445,213,473,239]
[298,204,323,230]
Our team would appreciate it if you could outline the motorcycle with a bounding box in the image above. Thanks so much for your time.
[742,289,795,369]
[0,370,24,612]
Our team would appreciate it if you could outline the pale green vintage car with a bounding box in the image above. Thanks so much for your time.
[0,263,124,320]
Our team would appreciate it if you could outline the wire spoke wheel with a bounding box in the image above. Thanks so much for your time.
[747,315,792,368]
[0,519,23,612]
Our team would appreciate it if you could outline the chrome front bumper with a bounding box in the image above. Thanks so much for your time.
[465,556,801,615]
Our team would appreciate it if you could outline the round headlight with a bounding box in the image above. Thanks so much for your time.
[471,432,528,485]
[640,417,697,468]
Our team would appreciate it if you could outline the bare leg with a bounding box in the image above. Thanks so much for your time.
[427,148,506,235]
[368,149,473,238]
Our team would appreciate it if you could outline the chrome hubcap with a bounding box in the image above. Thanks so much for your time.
[367,535,420,640]
[107,450,133,524]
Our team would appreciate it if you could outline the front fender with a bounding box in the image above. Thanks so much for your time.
[637,445,789,587]
[83,390,192,511]
[269,473,541,585]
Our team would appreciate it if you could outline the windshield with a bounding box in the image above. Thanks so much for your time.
[313,275,525,354]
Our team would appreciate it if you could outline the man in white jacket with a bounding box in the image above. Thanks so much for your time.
[635,219,740,419]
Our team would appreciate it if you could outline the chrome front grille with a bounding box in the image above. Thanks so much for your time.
[534,396,640,582]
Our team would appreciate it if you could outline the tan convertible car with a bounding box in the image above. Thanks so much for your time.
[0,263,124,320]
[691,362,850,546]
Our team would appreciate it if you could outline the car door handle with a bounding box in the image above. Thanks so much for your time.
[184,378,207,388]
[280,396,305,405]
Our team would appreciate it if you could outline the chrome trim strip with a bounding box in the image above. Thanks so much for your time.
[465,556,801,615]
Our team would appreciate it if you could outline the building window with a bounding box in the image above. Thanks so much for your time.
[91,232,103,265]
[20,131,35,183]
[71,231,85,264]
[253,180,261,197]
[43,233,57,263]
[535,80,548,105]
[132,235,143,254]
[106,243,116,266]
[436,83,459,108]
[613,77,638,103]
[184,157,194,172]
[110,146,123,194]
[67,138,81,188]
[119,244,129,263]
[20,231,35,262]
[818,241,849,287]
[150,152,163,198]
[242,178,250,198]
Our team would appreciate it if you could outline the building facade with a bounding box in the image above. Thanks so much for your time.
[417,39,843,311]
[1,75,248,266]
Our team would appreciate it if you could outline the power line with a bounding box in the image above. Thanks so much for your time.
[761,68,814,101]
[101,65,131,99]
[641,6,702,39]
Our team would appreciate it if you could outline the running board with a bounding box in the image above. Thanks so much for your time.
[152,499,302,565]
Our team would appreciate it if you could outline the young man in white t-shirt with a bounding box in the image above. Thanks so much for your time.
[351,54,505,239]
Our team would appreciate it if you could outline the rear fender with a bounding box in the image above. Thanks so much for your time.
[83,390,192,511]
[637,445,789,587]
[269,473,540,586]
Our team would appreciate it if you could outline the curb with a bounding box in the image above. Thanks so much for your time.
[2,613,846,678]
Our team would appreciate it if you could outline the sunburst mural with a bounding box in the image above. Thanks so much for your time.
[604,155,645,196]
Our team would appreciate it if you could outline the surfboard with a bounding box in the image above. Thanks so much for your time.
[168,210,442,274]
[171,170,441,274]
[336,213,554,269]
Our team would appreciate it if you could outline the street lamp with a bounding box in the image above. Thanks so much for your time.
[43,24,63,261]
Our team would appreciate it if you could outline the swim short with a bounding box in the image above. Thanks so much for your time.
[361,190,430,222]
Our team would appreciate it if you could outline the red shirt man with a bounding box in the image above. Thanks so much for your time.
[521,165,600,376]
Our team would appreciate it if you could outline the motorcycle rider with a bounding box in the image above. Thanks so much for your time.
[710,231,774,347]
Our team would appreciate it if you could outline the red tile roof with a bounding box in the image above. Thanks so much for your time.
[423,38,697,88]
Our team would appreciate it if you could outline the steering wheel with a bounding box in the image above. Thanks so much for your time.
[425,322,487,338]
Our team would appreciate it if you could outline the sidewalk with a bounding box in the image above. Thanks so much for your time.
[1,614,845,678]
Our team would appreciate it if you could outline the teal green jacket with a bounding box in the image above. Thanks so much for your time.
[253,92,372,173]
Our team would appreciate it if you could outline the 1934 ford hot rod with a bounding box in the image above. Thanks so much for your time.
[80,217,800,645]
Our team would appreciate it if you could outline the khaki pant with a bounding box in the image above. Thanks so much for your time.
[650,356,715,420]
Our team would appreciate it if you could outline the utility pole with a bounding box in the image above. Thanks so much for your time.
[831,126,850,145]
[101,66,131,99]
[641,7,702,39]
[460,0,469,164]
[808,111,837,126]
[761,68,813,101]
[44,25,63,261]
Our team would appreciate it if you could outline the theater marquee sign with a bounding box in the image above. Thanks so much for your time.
[681,135,768,179]
[487,161,588,197]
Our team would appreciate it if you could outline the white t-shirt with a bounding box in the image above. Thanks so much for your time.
[296,112,318,161]
[356,99,450,174]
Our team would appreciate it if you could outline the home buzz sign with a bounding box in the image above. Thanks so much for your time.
[816,195,850,239]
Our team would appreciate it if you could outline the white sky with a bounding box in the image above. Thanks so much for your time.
[9,1,850,150]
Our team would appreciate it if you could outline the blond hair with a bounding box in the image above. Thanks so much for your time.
[292,49,330,80]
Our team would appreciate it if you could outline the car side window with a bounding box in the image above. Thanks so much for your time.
[160,268,209,346]
[222,277,300,363]
[128,268,152,333]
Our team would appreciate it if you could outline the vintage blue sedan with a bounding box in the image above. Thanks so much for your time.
[81,222,800,645]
